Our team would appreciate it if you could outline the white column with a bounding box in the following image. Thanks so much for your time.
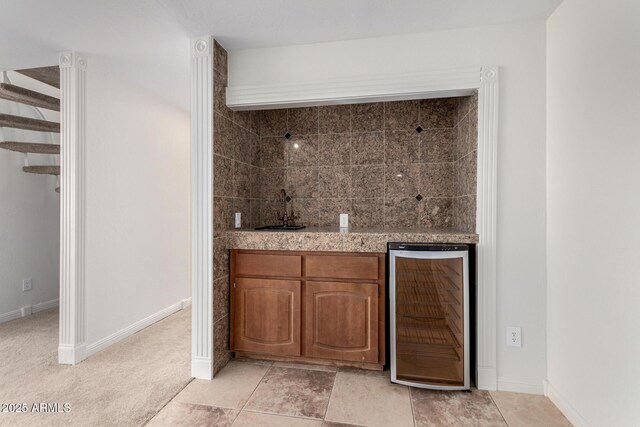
[191,36,214,379]
[476,66,499,389]
[58,52,87,365]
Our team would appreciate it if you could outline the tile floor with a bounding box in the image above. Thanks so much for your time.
[147,359,572,427]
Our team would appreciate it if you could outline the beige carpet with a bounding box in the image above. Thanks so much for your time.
[0,307,192,427]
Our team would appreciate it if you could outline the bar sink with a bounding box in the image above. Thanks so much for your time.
[254,224,306,231]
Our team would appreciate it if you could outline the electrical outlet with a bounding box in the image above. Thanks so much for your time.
[339,213,349,228]
[22,278,32,292]
[234,212,241,228]
[506,326,522,347]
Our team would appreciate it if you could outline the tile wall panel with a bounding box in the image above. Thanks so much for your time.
[211,41,260,374]
[255,97,477,230]
[453,93,478,232]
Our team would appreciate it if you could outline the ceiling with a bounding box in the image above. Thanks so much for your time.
[0,0,561,109]
[161,0,562,50]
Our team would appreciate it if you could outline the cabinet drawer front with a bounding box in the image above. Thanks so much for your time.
[305,255,379,280]
[232,277,301,356]
[235,253,302,277]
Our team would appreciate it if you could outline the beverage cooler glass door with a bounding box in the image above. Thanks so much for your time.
[390,247,469,390]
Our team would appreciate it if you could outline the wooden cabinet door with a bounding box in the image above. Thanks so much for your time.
[232,277,301,356]
[305,281,378,363]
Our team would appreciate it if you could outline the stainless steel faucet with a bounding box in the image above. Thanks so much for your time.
[277,189,297,226]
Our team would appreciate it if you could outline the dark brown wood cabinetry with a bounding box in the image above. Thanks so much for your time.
[230,250,386,369]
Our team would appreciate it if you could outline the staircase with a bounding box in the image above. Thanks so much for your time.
[0,66,61,193]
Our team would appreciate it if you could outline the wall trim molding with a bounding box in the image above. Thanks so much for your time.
[0,299,59,325]
[58,51,87,366]
[33,298,60,313]
[192,357,212,380]
[476,66,499,390]
[197,65,499,387]
[477,366,497,391]
[0,308,22,324]
[58,343,86,365]
[227,67,479,110]
[85,299,189,358]
[497,377,544,395]
[544,380,590,427]
[191,36,214,380]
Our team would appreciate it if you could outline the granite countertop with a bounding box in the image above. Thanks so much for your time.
[226,227,478,253]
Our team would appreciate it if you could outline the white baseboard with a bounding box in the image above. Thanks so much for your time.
[181,297,192,309]
[497,377,544,395]
[0,308,22,324]
[0,298,59,324]
[544,380,591,427]
[477,366,497,390]
[58,343,86,365]
[85,299,189,358]
[33,298,59,313]
[192,357,212,380]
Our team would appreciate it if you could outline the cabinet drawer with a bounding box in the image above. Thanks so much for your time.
[235,253,302,277]
[305,255,379,280]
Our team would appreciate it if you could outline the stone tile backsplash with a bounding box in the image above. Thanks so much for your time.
[253,97,477,231]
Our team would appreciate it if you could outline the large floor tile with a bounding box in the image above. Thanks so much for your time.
[147,402,238,427]
[272,361,338,372]
[232,411,323,426]
[322,422,365,427]
[490,391,572,427]
[175,361,270,409]
[324,370,414,427]
[411,388,506,427]
[234,357,274,366]
[244,366,336,419]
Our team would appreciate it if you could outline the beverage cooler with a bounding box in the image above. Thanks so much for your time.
[389,243,470,390]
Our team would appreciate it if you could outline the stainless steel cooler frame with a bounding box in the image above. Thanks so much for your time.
[389,243,470,390]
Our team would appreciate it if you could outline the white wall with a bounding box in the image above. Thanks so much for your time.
[0,73,60,321]
[84,57,191,347]
[229,22,548,393]
[546,0,640,425]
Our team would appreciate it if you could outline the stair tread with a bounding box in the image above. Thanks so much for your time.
[0,141,60,154]
[0,83,60,111]
[23,165,60,175]
[0,114,59,133]
[15,66,60,89]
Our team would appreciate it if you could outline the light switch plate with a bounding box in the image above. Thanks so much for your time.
[234,212,241,228]
[22,278,32,292]
[339,213,349,228]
